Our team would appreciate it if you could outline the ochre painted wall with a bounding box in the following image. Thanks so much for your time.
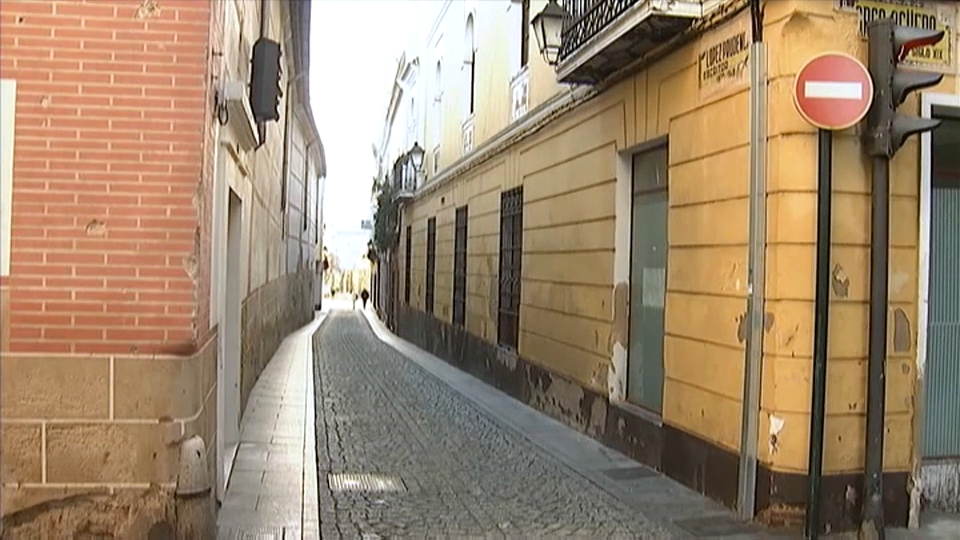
[401,0,957,479]
[403,4,762,442]
[760,0,958,476]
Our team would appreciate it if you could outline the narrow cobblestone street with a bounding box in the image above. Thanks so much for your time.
[311,308,773,540]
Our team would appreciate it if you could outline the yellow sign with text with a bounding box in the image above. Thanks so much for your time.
[836,0,955,70]
[698,10,751,100]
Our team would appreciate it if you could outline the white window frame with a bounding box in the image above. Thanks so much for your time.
[1,79,16,277]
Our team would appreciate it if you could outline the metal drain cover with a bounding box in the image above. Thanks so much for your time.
[328,473,406,493]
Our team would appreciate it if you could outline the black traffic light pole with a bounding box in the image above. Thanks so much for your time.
[862,19,944,539]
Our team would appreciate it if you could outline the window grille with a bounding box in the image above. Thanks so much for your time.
[498,187,523,349]
[425,217,437,314]
[404,225,412,304]
[453,206,468,327]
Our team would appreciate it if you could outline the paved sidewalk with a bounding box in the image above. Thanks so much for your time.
[217,313,325,540]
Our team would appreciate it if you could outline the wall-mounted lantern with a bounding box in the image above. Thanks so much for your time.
[531,0,566,67]
[409,142,425,171]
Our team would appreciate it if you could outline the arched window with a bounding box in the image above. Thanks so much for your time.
[464,14,476,116]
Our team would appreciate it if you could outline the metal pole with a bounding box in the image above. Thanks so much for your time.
[862,155,890,539]
[805,128,833,539]
[738,40,768,521]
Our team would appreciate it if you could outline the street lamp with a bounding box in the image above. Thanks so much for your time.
[408,142,425,171]
[531,0,566,67]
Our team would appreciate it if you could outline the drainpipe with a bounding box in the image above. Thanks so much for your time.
[737,0,767,522]
[280,76,294,273]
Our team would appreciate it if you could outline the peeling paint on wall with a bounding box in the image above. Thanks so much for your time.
[496,345,518,371]
[831,264,849,298]
[529,371,598,435]
[769,414,784,455]
[893,308,911,353]
[612,281,629,347]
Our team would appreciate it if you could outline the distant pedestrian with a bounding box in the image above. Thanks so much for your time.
[353,292,358,309]
[360,289,369,310]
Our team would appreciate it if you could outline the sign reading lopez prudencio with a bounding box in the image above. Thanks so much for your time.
[835,0,956,72]
[698,10,751,100]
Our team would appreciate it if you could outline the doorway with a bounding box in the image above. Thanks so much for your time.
[627,142,668,412]
[218,188,243,497]
[918,94,960,520]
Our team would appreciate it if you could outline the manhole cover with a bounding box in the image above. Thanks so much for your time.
[673,515,757,537]
[217,527,284,540]
[328,473,406,493]
[601,466,657,481]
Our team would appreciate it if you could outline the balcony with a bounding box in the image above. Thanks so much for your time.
[391,158,418,201]
[557,0,712,85]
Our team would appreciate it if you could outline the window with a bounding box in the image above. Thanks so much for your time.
[520,0,530,68]
[0,79,15,278]
[453,206,468,327]
[627,142,669,412]
[498,187,523,349]
[464,14,476,116]
[425,217,437,314]
[508,0,530,74]
[404,225,412,304]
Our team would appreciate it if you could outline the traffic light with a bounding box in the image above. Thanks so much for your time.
[249,37,283,123]
[864,18,944,158]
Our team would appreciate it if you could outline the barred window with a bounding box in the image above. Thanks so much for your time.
[498,187,523,349]
[453,206,468,327]
[404,225,412,304]
[425,217,437,314]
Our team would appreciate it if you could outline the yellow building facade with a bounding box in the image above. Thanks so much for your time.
[377,0,959,532]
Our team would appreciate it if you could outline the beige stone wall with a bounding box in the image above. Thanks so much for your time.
[1,336,217,516]
[240,269,314,413]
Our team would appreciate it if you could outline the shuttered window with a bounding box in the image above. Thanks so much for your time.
[404,225,412,304]
[425,217,436,314]
[453,206,468,327]
[498,187,523,349]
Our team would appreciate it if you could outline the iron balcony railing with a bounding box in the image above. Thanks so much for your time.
[391,159,417,196]
[559,0,639,63]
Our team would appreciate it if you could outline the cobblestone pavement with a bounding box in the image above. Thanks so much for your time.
[312,310,678,540]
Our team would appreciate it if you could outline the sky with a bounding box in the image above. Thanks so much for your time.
[309,0,432,268]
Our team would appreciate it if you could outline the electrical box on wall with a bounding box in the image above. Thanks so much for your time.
[221,79,258,151]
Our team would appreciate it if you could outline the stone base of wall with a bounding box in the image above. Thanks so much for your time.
[1,484,175,539]
[1,333,218,536]
[240,269,314,413]
[395,305,910,534]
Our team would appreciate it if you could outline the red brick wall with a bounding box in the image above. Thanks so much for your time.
[0,0,213,355]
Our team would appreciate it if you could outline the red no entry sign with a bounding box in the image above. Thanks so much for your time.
[794,52,874,131]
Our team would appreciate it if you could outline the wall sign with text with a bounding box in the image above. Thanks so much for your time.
[697,10,751,101]
[835,0,956,72]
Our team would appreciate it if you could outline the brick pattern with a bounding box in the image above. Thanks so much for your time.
[0,0,213,355]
